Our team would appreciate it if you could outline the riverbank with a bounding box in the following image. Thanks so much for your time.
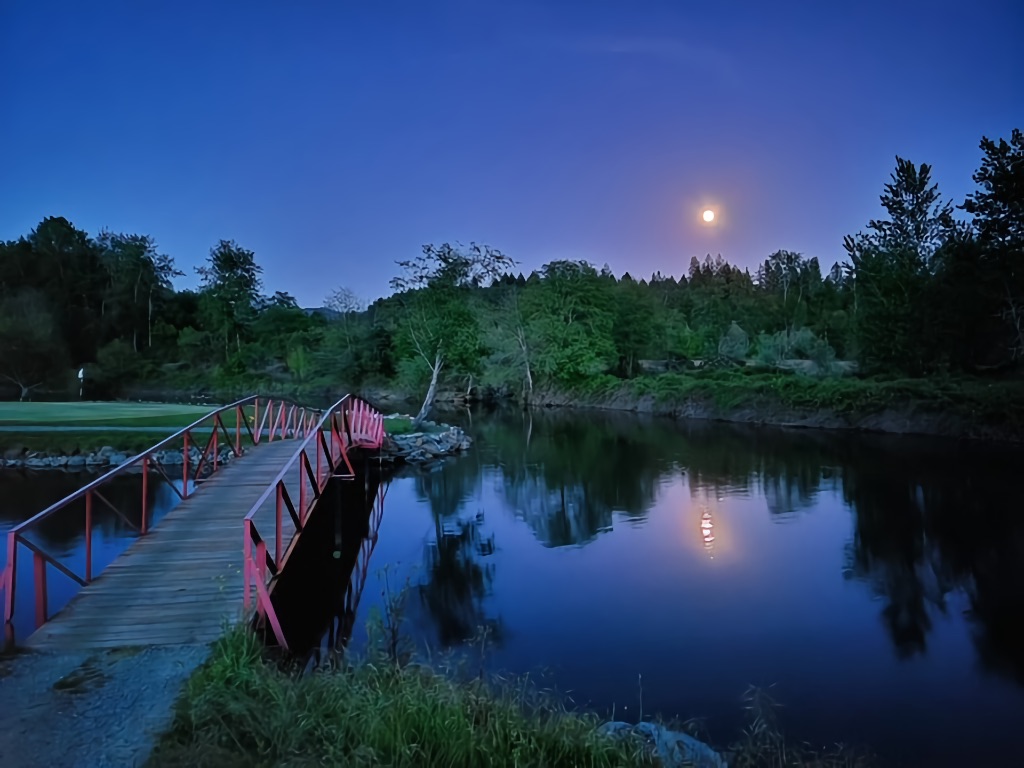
[149,629,869,768]
[24,369,1023,445]
[426,371,1024,443]
[0,415,471,470]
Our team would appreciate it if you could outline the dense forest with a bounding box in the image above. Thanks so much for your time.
[1,129,1021,425]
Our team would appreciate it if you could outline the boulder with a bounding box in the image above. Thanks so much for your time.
[600,721,727,768]
[67,456,86,467]
[108,453,129,466]
[375,425,474,465]
[97,446,117,458]
[25,457,53,469]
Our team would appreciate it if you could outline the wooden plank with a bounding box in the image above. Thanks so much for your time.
[25,438,314,651]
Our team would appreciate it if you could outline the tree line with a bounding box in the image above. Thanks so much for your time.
[0,129,1020,415]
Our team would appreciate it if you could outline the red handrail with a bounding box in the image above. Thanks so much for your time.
[243,395,385,650]
[2,395,325,641]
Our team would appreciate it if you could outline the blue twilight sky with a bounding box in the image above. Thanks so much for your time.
[1,1,1021,307]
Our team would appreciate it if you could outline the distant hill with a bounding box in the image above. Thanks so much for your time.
[302,307,340,320]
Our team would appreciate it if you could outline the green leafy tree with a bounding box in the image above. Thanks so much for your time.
[94,339,148,394]
[612,278,659,376]
[286,344,312,382]
[323,285,367,365]
[526,261,616,384]
[96,231,182,352]
[867,158,955,267]
[0,291,69,400]
[196,240,264,362]
[845,158,955,372]
[390,243,515,426]
[481,287,536,398]
[2,217,106,365]
[718,321,750,361]
[960,128,1024,362]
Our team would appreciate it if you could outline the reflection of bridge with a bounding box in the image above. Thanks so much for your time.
[1,395,385,652]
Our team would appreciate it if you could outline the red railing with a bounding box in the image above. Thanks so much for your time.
[343,480,387,627]
[1,395,326,644]
[312,479,388,663]
[243,395,385,650]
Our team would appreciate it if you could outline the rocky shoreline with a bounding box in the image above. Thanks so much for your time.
[1,421,474,471]
[600,721,727,768]
[1,444,238,470]
[378,419,473,466]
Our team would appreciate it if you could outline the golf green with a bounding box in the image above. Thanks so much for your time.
[0,402,224,428]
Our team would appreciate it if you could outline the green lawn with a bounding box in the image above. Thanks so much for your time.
[0,430,190,455]
[383,414,433,435]
[0,402,226,428]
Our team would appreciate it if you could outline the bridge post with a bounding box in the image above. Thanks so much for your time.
[243,521,251,613]
[3,533,15,628]
[34,552,47,628]
[84,491,92,583]
[275,482,283,568]
[255,539,268,620]
[182,432,190,498]
[141,456,149,535]
[299,458,307,525]
[316,431,323,484]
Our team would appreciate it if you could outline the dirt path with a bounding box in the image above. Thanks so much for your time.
[0,645,209,768]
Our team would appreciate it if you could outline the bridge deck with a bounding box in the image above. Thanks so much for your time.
[25,441,301,650]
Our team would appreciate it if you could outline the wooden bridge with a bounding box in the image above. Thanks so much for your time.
[0,395,386,652]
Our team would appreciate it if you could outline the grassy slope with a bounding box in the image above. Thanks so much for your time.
[149,631,654,768]
[151,630,871,768]
[1,412,418,455]
[0,431,188,455]
[566,371,1024,436]
[0,402,220,428]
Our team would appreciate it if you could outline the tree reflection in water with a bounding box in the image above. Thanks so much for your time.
[410,464,500,648]
[416,405,1024,686]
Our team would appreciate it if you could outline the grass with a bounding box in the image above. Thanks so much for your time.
[383,414,448,436]
[0,405,423,456]
[150,628,874,768]
[149,629,654,768]
[0,430,184,456]
[569,370,1024,432]
[0,402,222,428]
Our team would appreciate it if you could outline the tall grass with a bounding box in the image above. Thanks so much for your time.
[149,629,654,768]
[151,627,877,768]
[727,686,874,768]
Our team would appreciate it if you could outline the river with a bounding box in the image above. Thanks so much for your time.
[3,407,1023,765]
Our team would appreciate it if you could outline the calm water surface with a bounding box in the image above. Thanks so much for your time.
[0,469,185,643]
[4,409,1024,766]
[341,408,1024,767]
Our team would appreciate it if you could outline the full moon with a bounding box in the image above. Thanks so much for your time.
[702,209,715,223]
